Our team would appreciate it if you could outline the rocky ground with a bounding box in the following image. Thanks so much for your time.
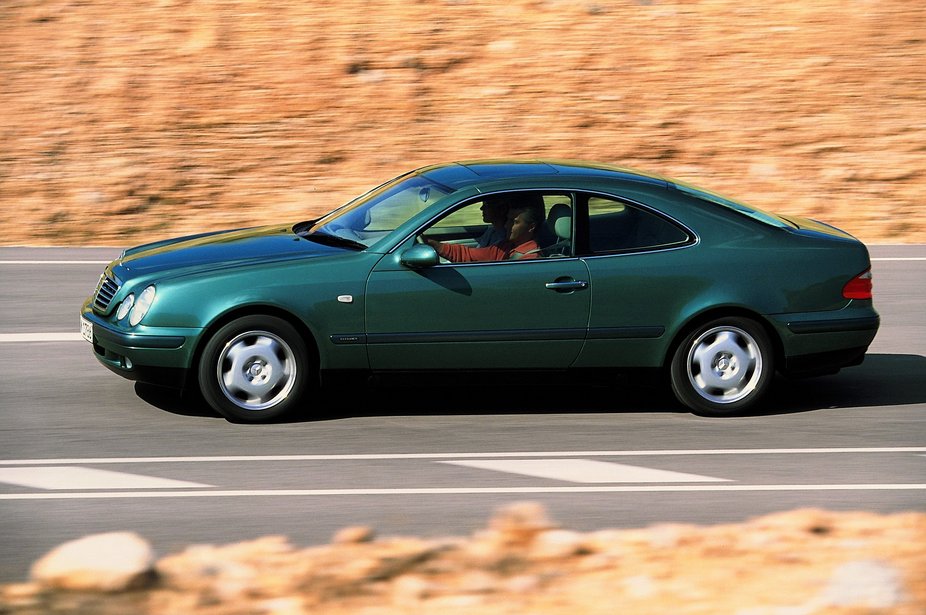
[2,0,924,246]
[1,503,924,614]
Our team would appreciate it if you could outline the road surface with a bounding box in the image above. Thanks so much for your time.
[0,245,923,582]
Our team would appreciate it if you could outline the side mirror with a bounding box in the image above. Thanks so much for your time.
[400,244,440,269]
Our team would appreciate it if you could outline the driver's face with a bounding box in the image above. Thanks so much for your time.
[480,201,507,225]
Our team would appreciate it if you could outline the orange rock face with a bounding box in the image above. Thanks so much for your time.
[2,0,924,246]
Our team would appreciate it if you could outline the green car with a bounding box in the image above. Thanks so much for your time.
[80,159,879,422]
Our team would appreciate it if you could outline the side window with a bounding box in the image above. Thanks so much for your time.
[419,191,574,263]
[432,200,487,232]
[587,196,690,253]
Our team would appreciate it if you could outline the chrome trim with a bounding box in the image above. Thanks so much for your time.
[93,274,121,312]
[545,280,589,291]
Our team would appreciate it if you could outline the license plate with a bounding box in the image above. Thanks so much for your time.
[80,316,93,343]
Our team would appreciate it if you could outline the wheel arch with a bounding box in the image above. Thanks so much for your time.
[663,306,784,372]
[190,305,321,384]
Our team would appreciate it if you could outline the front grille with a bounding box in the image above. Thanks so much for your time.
[93,276,120,311]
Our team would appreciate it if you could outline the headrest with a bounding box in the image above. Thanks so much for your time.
[548,203,572,239]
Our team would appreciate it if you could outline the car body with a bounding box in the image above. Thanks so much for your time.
[80,159,879,421]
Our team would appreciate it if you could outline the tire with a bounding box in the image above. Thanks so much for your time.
[198,315,310,422]
[669,317,773,417]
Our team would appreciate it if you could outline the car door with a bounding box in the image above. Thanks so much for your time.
[364,192,591,370]
[365,256,590,370]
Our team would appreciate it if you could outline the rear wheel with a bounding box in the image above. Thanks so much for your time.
[198,315,309,422]
[670,317,773,417]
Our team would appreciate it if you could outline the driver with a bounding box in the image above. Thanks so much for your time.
[422,203,544,263]
[476,195,511,247]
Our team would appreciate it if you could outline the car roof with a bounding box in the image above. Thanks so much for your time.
[418,159,671,190]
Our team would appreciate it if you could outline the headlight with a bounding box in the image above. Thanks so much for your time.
[116,293,135,321]
[129,285,156,326]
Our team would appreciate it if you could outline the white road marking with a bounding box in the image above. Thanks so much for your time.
[0,467,211,490]
[871,257,926,261]
[0,333,84,343]
[0,260,110,265]
[440,459,729,483]
[2,447,924,465]
[0,450,920,499]
[2,484,925,500]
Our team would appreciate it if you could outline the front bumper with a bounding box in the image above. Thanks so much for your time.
[80,307,201,388]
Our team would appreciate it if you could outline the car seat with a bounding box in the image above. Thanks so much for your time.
[541,203,572,257]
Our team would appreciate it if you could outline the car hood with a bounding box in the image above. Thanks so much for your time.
[114,224,346,279]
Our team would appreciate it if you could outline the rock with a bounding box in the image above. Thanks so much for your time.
[623,575,658,599]
[30,532,155,592]
[390,574,435,606]
[332,525,376,545]
[255,596,308,615]
[488,501,557,546]
[0,583,43,608]
[529,529,586,560]
[815,560,905,609]
[503,574,541,594]
[456,570,498,594]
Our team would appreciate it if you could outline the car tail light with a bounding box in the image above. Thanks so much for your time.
[843,268,873,300]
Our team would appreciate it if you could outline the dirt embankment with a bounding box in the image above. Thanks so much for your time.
[2,0,924,246]
[2,504,925,614]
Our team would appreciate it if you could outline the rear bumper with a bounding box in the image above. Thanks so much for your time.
[769,305,879,376]
[784,315,880,335]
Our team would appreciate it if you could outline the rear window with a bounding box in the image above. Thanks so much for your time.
[588,196,690,253]
[673,182,794,230]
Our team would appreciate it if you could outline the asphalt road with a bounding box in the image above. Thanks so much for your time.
[0,244,923,583]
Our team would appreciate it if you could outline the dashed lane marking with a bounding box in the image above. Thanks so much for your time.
[0,261,110,264]
[3,448,924,465]
[0,467,212,490]
[439,459,729,483]
[0,333,84,343]
[2,484,925,500]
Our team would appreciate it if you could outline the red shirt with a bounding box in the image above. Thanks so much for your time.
[437,239,541,263]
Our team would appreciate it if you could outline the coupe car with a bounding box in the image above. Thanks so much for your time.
[80,160,879,421]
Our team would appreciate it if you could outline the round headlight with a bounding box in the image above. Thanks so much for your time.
[129,285,156,326]
[116,293,135,321]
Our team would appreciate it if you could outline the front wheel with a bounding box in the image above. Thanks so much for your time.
[669,317,774,417]
[198,316,310,422]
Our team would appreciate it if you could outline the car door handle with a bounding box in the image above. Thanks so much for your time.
[545,280,589,292]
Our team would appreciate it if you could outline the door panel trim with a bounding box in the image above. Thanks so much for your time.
[367,328,586,343]
[331,326,664,346]
[587,326,665,340]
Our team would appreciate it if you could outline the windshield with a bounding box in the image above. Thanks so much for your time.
[673,181,794,230]
[300,173,456,249]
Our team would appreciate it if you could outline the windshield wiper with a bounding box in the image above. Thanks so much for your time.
[302,231,367,251]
